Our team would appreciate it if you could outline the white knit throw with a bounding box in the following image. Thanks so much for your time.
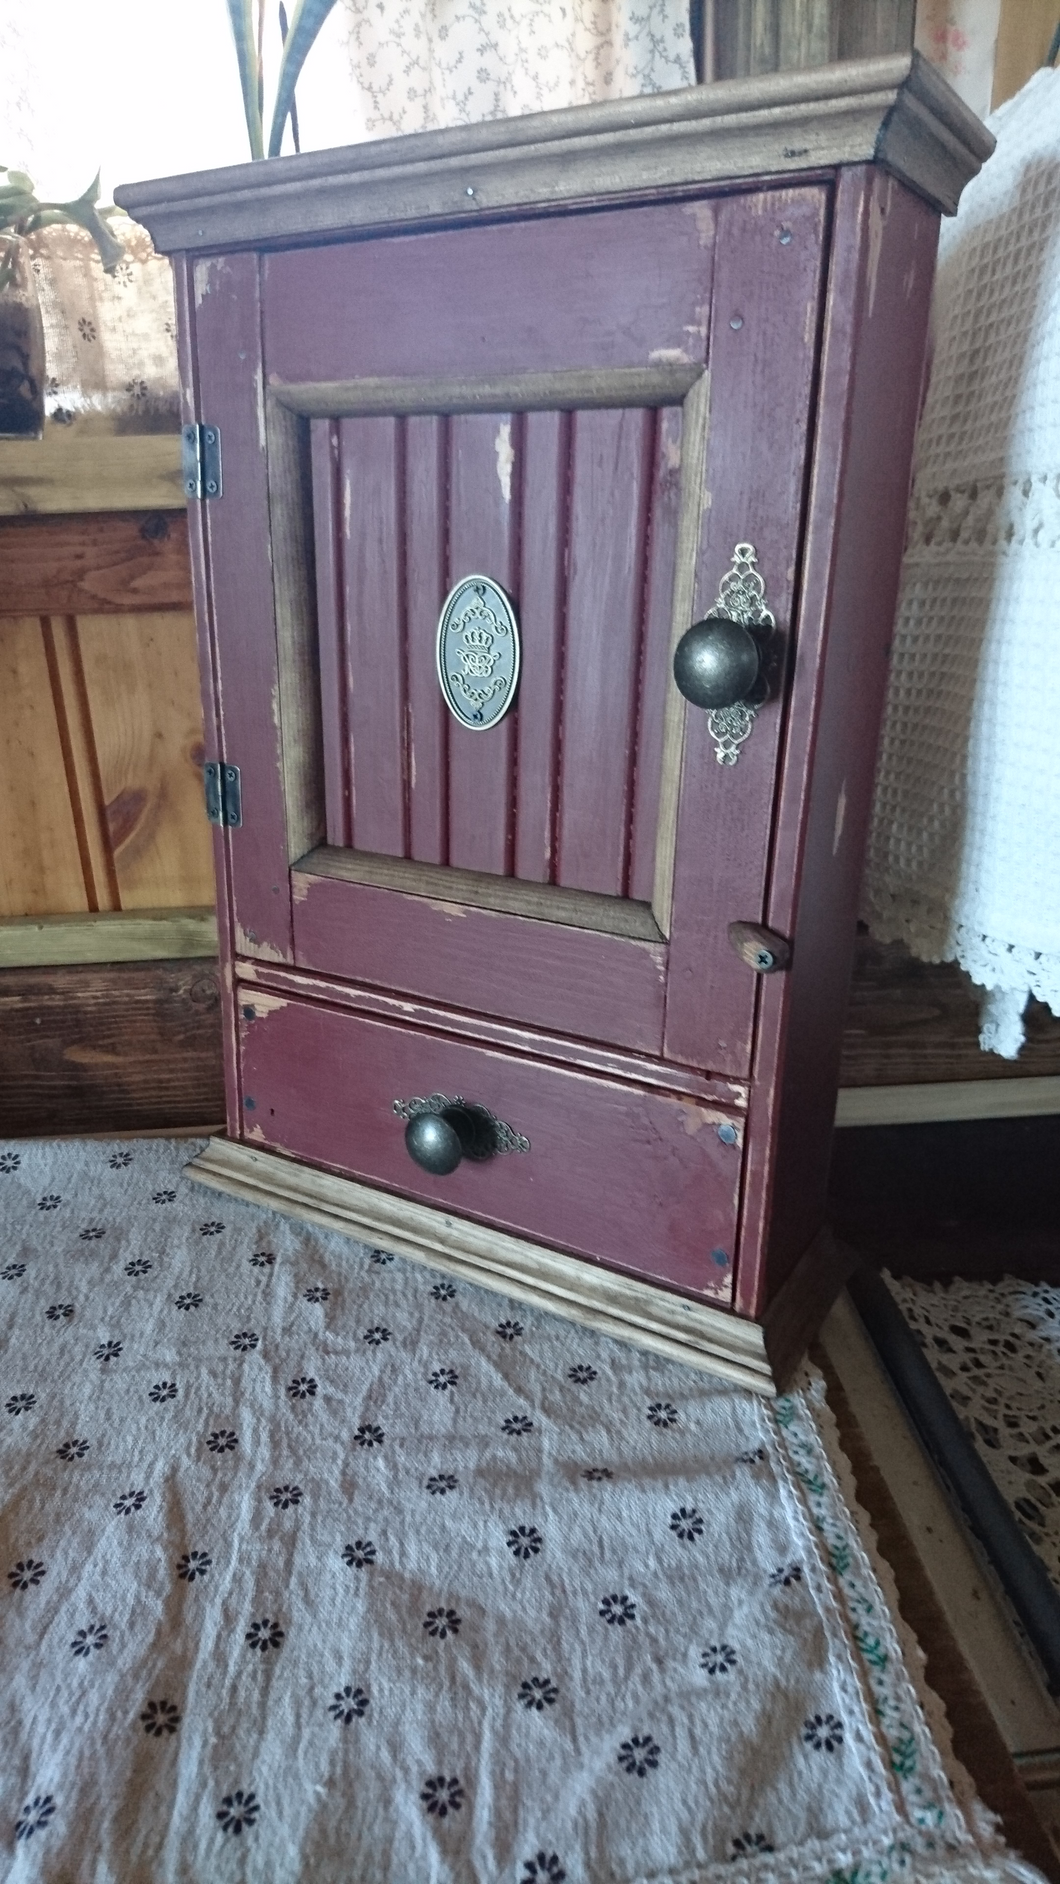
[862,67,1060,1057]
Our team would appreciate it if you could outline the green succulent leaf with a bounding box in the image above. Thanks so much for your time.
[226,0,265,159]
[45,173,126,272]
[267,0,339,156]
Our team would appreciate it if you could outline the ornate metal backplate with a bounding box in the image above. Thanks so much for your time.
[436,575,520,731]
[393,1093,530,1155]
[706,543,775,766]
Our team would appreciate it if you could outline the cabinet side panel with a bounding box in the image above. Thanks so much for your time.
[738,170,940,1316]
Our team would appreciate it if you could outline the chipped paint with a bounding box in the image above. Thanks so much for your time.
[494,421,514,504]
[427,900,468,918]
[677,1100,709,1136]
[664,434,682,472]
[234,923,289,963]
[291,875,312,905]
[649,347,691,365]
[243,990,288,1015]
[246,1122,266,1141]
[256,363,267,456]
[832,779,847,856]
[683,202,714,248]
[343,471,351,535]
[866,176,891,321]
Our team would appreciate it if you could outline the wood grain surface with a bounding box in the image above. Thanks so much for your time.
[0,620,90,917]
[0,511,192,615]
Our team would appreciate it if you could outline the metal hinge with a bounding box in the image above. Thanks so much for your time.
[204,761,242,828]
[181,422,222,500]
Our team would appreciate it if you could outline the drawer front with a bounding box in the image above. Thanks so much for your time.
[238,992,740,1303]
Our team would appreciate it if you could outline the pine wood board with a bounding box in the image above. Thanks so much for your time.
[0,907,217,968]
[0,510,193,614]
[0,620,90,918]
[0,426,184,516]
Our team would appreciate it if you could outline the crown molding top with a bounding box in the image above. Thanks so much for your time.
[116,51,993,256]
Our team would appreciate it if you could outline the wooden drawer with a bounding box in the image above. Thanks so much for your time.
[238,988,741,1303]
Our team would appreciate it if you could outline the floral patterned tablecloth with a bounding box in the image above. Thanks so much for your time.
[0,1138,1045,1884]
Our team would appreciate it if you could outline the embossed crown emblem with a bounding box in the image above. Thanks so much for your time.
[461,622,495,649]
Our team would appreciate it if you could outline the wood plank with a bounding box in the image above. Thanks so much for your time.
[0,424,183,515]
[116,53,993,252]
[446,412,517,875]
[41,619,120,912]
[339,415,407,857]
[75,613,215,910]
[556,406,654,897]
[310,420,350,847]
[0,958,224,1135]
[992,0,1058,108]
[0,906,218,968]
[405,415,448,865]
[835,1077,1060,1127]
[272,364,702,417]
[0,619,89,917]
[513,410,567,883]
[0,511,192,615]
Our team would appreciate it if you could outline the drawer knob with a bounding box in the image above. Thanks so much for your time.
[673,613,761,710]
[395,1093,531,1175]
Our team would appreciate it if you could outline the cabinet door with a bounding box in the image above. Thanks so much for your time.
[192,186,827,1076]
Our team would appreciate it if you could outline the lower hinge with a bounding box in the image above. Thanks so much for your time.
[182,422,222,500]
[204,761,242,828]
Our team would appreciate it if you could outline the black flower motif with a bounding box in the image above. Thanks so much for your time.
[1,1262,26,1280]
[149,1380,177,1403]
[109,1151,132,1168]
[303,1285,330,1303]
[79,1227,105,1241]
[495,1319,524,1342]
[430,1367,458,1391]
[206,1429,238,1453]
[342,1540,376,1569]
[518,1676,558,1710]
[46,1303,74,1321]
[287,1374,316,1398]
[421,1775,464,1818]
[522,1856,565,1883]
[245,1617,284,1652]
[95,1340,122,1363]
[737,1446,767,1464]
[618,1734,660,1777]
[0,1150,21,1172]
[328,1683,369,1723]
[200,1221,224,1236]
[71,1622,108,1656]
[55,1438,89,1460]
[368,1247,393,1265]
[506,1524,542,1560]
[647,1401,678,1427]
[141,1698,181,1736]
[354,1424,384,1448]
[423,1607,461,1638]
[503,1414,534,1435]
[15,1794,55,1840]
[249,1251,275,1268]
[770,1563,802,1588]
[152,1189,177,1204]
[216,1790,259,1834]
[269,1484,302,1509]
[581,1466,612,1482]
[175,1292,203,1310]
[701,1643,737,1674]
[177,1550,211,1582]
[431,1281,456,1301]
[599,1592,635,1625]
[363,1326,391,1346]
[6,1392,36,1416]
[567,1364,597,1385]
[803,1712,844,1752]
[125,1259,152,1277]
[37,1193,61,1210]
[731,1832,774,1858]
[230,1331,259,1353]
[8,1559,46,1590]
[426,1473,458,1495]
[113,1488,146,1515]
[670,1506,704,1542]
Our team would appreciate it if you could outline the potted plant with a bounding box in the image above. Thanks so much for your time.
[0,168,124,437]
[225,0,338,156]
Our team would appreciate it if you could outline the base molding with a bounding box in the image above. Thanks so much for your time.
[187,1137,777,1394]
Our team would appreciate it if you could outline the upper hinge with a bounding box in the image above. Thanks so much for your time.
[204,761,242,828]
[181,422,223,500]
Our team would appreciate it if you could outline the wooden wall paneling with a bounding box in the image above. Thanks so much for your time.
[837,0,915,59]
[0,959,224,1136]
[446,412,518,875]
[663,184,830,1076]
[738,169,940,1317]
[75,612,214,910]
[992,0,1059,108]
[513,409,567,885]
[39,618,121,912]
[0,908,218,968]
[627,403,685,909]
[713,0,912,75]
[0,511,193,616]
[0,620,91,917]
[192,252,294,964]
[555,406,654,898]
[310,420,350,848]
[339,415,407,857]
[0,421,183,517]
[405,415,448,866]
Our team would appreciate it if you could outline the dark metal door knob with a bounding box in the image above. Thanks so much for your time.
[673,613,762,710]
[404,1102,495,1175]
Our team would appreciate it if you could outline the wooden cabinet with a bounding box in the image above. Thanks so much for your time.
[119,52,991,1391]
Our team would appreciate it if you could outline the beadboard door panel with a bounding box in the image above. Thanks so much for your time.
[239,988,739,1300]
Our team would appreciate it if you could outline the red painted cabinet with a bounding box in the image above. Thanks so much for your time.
[120,53,991,1390]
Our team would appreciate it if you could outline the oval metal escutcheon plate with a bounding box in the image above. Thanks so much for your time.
[436,574,520,731]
